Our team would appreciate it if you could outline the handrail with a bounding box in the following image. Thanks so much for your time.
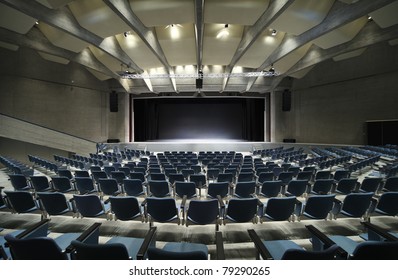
[0,112,96,144]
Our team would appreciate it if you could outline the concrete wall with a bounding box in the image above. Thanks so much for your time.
[0,47,128,157]
[273,42,398,145]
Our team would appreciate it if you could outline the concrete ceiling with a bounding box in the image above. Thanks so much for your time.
[0,0,397,96]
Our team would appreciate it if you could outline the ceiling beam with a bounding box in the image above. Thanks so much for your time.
[0,26,130,92]
[194,0,204,72]
[103,0,177,93]
[221,0,294,92]
[247,0,397,91]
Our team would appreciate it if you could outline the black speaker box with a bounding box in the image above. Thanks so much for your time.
[110,92,118,112]
[196,78,203,89]
[282,90,291,111]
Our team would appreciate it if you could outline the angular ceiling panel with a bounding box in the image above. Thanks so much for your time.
[89,45,124,73]
[270,0,334,35]
[0,3,36,34]
[38,51,70,64]
[333,48,367,61]
[38,22,88,53]
[313,17,368,49]
[370,1,398,28]
[68,0,131,38]
[156,24,196,66]
[204,0,270,25]
[288,65,315,79]
[203,23,244,65]
[35,0,74,9]
[273,43,312,74]
[116,32,162,70]
[130,0,194,27]
[0,41,19,51]
[86,67,112,81]
[237,29,285,68]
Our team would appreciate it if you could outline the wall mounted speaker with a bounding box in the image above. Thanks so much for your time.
[110,91,118,112]
[196,78,203,89]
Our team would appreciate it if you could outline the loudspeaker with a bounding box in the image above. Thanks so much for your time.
[110,91,118,112]
[282,89,291,111]
[283,138,296,143]
[107,139,120,143]
[196,78,203,89]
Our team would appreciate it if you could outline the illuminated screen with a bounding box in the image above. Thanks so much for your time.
[133,98,264,141]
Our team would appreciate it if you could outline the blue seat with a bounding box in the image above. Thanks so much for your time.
[123,179,146,196]
[296,194,335,221]
[8,174,31,191]
[144,197,181,227]
[382,176,398,192]
[368,192,398,218]
[4,191,41,216]
[223,198,262,224]
[189,174,207,196]
[262,196,297,222]
[184,199,222,230]
[98,178,121,197]
[73,194,110,218]
[207,182,229,199]
[334,178,358,194]
[30,176,53,192]
[233,181,256,198]
[148,180,171,197]
[331,192,374,219]
[37,192,75,217]
[175,181,197,199]
[359,177,382,193]
[51,176,75,193]
[285,179,308,197]
[258,180,282,198]
[74,177,97,194]
[311,179,334,195]
[109,196,143,221]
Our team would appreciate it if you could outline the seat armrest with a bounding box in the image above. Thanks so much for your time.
[65,222,102,253]
[361,222,398,241]
[215,231,225,260]
[305,225,347,258]
[137,226,157,260]
[247,229,273,260]
[0,245,8,260]
[16,219,50,239]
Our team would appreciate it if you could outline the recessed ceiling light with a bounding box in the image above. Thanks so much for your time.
[271,29,277,36]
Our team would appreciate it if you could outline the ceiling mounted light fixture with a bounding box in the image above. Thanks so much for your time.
[269,64,275,74]
[123,31,131,37]
[216,24,230,39]
[271,29,277,36]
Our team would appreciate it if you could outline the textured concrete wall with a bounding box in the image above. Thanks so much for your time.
[273,42,398,145]
[0,47,127,157]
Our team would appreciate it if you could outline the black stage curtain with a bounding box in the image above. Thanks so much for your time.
[133,98,264,141]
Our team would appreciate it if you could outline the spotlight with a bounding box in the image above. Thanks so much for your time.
[269,64,275,74]
[271,29,277,36]
[367,15,372,21]
[123,31,131,37]
[225,24,229,28]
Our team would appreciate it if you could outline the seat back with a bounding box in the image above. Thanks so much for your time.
[71,240,130,260]
[264,197,296,221]
[110,196,141,221]
[350,241,398,260]
[375,192,398,216]
[277,172,294,185]
[282,244,339,260]
[217,173,234,183]
[286,180,308,197]
[58,170,73,180]
[315,170,331,180]
[75,177,96,194]
[5,234,67,260]
[168,173,185,185]
[360,177,382,193]
[147,247,207,260]
[303,194,335,219]
[9,174,30,191]
[187,199,219,225]
[4,191,38,213]
[335,178,357,194]
[225,198,259,223]
[30,176,52,192]
[98,178,119,196]
[91,171,108,184]
[148,180,170,197]
[190,174,207,188]
[207,182,229,198]
[260,180,282,198]
[312,179,334,194]
[341,192,373,218]
[37,192,71,216]
[73,194,105,217]
[234,181,256,198]
[123,179,145,196]
[146,197,178,223]
[175,181,196,198]
[237,172,254,182]
[383,177,398,192]
[51,176,74,193]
